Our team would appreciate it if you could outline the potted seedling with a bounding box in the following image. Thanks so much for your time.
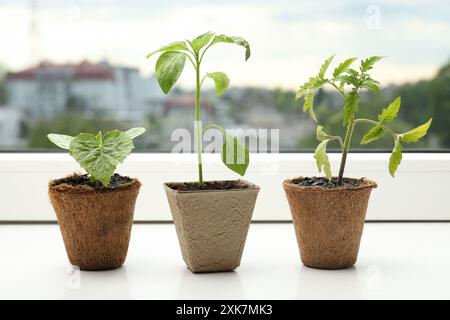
[284,55,432,269]
[47,128,145,271]
[147,32,259,273]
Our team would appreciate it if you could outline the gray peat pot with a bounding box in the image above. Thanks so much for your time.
[283,177,377,270]
[164,180,260,273]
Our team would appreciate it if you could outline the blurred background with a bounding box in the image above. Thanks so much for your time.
[0,0,448,152]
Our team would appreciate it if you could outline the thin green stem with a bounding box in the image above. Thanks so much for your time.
[326,79,346,97]
[195,57,203,185]
[337,116,355,185]
[354,118,397,137]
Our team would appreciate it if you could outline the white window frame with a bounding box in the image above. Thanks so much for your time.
[0,152,449,221]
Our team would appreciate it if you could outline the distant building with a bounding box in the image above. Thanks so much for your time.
[0,108,22,148]
[6,61,165,120]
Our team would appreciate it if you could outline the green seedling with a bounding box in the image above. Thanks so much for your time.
[47,128,146,186]
[147,31,251,185]
[296,55,432,185]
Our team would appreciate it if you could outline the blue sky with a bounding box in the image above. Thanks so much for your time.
[0,0,449,89]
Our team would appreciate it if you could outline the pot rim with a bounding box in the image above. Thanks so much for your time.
[164,179,260,194]
[48,174,141,194]
[283,176,377,192]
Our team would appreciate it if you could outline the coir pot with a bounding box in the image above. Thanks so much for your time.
[164,180,260,273]
[48,176,141,271]
[283,177,377,270]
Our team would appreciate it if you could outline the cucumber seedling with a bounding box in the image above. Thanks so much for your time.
[47,128,146,186]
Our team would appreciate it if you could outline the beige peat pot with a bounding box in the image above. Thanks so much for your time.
[49,175,141,271]
[164,180,260,273]
[283,177,377,270]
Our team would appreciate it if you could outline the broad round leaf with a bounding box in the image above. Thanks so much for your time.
[207,72,230,96]
[47,134,74,150]
[70,131,134,186]
[125,127,146,139]
[221,133,249,176]
[211,35,251,61]
[146,41,188,59]
[155,51,186,94]
[190,32,215,52]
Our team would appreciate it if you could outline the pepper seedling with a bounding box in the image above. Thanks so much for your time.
[296,55,432,185]
[147,31,251,185]
[47,128,146,186]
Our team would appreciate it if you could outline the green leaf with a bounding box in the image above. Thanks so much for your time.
[190,32,215,52]
[361,56,383,72]
[314,139,332,180]
[155,51,186,94]
[318,54,335,78]
[146,41,188,59]
[316,125,330,141]
[333,57,357,77]
[343,90,359,124]
[125,127,146,140]
[221,133,249,176]
[303,92,317,122]
[378,97,401,123]
[206,72,230,96]
[400,118,432,143]
[211,35,251,61]
[361,125,384,144]
[47,134,74,150]
[389,139,403,177]
[362,82,381,94]
[70,131,134,186]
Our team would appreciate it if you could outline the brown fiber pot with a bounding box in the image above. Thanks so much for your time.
[48,178,141,271]
[164,180,260,273]
[283,177,377,270]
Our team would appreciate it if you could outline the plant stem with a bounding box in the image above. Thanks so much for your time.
[195,59,204,185]
[337,116,355,185]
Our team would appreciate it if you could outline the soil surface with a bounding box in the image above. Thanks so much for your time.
[167,180,250,191]
[50,173,133,189]
[292,177,365,189]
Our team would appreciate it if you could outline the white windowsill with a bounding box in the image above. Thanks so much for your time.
[0,152,449,221]
[0,222,449,300]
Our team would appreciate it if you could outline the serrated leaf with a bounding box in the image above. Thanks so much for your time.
[314,139,332,180]
[190,31,215,52]
[400,118,432,143]
[389,139,402,177]
[146,41,188,59]
[343,90,359,124]
[47,134,74,150]
[378,97,401,123]
[333,57,357,77]
[303,92,318,122]
[347,68,359,76]
[211,35,251,61]
[155,51,186,94]
[70,131,134,186]
[318,54,335,78]
[361,125,384,144]
[363,82,381,94]
[206,72,230,96]
[221,133,249,176]
[361,56,383,72]
[316,126,330,141]
[125,127,146,139]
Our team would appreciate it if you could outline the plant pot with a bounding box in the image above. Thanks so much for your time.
[164,180,260,273]
[48,175,141,271]
[283,177,377,270]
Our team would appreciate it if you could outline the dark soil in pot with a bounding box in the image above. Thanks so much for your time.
[49,173,141,271]
[164,179,260,273]
[283,177,377,270]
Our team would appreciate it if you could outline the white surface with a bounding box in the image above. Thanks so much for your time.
[1,223,450,300]
[1,153,450,221]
